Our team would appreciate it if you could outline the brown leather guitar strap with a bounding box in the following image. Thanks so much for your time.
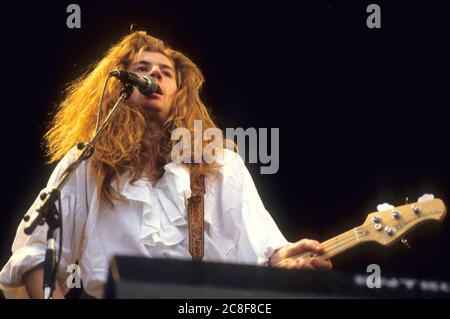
[188,171,205,261]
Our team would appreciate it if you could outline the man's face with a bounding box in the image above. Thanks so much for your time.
[126,51,177,121]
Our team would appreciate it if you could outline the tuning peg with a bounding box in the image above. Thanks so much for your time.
[384,226,395,236]
[401,238,412,249]
[372,216,381,223]
[392,211,401,219]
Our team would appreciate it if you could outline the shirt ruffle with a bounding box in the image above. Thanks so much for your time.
[113,162,205,248]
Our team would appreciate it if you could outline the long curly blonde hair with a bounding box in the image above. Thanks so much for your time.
[45,31,221,207]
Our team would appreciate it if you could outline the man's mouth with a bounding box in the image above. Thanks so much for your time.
[155,84,163,95]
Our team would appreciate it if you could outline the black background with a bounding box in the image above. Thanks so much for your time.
[0,0,449,289]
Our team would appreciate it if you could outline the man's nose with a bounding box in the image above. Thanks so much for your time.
[149,66,162,81]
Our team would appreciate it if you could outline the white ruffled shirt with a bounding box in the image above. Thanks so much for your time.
[0,148,289,298]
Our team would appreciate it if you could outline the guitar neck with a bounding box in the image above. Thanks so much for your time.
[275,227,363,268]
[273,198,447,268]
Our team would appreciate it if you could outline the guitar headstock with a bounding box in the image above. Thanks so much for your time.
[359,198,447,246]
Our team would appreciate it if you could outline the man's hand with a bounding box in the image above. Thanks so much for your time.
[269,239,332,270]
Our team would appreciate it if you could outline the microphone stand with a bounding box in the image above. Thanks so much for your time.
[23,84,134,299]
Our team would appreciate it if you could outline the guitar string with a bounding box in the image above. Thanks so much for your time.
[275,227,366,267]
[275,207,440,267]
[314,211,435,259]
[316,209,437,259]
[274,238,355,266]
[275,234,357,267]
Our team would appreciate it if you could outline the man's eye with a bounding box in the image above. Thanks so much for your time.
[164,71,172,77]
[136,66,148,72]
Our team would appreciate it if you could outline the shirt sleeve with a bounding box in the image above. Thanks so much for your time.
[0,147,89,298]
[219,150,290,266]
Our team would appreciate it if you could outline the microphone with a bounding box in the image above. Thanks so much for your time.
[109,70,158,96]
